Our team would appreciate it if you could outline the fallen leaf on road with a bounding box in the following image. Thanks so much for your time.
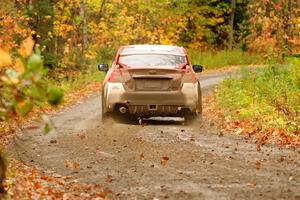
[255,161,261,170]
[161,156,169,166]
[106,175,113,183]
[235,128,243,135]
[226,156,234,160]
[64,160,80,170]
[256,144,261,152]
[278,156,285,162]
[77,132,86,140]
[97,190,112,198]
[140,153,145,161]
[246,182,257,187]
[25,125,40,130]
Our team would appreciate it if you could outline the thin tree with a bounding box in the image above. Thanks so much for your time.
[99,0,106,19]
[80,0,88,53]
[228,0,236,50]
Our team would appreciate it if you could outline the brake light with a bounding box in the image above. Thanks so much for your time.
[107,70,123,83]
[181,69,197,83]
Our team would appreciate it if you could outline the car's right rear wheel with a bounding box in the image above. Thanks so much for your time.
[184,82,202,124]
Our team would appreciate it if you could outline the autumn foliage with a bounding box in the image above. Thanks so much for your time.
[0,0,300,198]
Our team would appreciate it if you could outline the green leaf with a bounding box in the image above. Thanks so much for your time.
[41,115,52,134]
[47,87,64,105]
[43,123,50,134]
[27,54,43,71]
[6,69,18,79]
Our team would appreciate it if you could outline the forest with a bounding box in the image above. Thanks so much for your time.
[1,0,299,69]
[0,0,300,198]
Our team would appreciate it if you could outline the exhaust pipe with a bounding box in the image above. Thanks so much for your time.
[119,106,127,114]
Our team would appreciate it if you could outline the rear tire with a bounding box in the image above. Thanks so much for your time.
[101,91,110,122]
[184,82,203,124]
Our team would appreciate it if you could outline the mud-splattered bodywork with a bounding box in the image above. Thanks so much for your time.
[101,45,202,117]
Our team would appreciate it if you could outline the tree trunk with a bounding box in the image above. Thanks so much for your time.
[228,0,236,50]
[80,0,88,53]
[0,153,6,196]
[99,0,106,19]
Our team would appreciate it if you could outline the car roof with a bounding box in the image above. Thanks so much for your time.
[120,45,186,56]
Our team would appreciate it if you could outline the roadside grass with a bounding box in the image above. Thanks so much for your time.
[56,68,105,93]
[188,49,266,70]
[213,59,300,145]
[50,61,107,94]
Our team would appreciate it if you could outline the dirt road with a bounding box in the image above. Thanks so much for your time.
[11,72,300,200]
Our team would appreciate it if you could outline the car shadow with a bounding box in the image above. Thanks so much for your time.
[112,116,186,126]
[141,117,185,126]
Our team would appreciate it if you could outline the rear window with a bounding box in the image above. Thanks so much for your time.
[118,54,187,68]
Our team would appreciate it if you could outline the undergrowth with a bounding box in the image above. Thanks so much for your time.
[188,49,266,70]
[50,60,108,93]
[56,68,105,93]
[214,59,300,139]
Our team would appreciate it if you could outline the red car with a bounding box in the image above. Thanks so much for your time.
[98,45,203,122]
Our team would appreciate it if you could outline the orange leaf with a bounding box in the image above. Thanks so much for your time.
[0,49,12,67]
[14,59,25,74]
[255,161,261,170]
[139,153,145,161]
[77,132,86,140]
[161,156,169,166]
[106,175,113,182]
[19,36,34,57]
[278,156,285,162]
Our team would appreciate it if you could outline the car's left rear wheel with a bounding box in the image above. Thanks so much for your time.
[101,91,110,121]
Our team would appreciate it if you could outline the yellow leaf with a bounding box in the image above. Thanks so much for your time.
[1,76,11,84]
[19,36,34,57]
[1,76,19,85]
[10,77,20,85]
[14,59,25,74]
[0,49,12,67]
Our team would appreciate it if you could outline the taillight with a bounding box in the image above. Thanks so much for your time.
[181,70,197,83]
[107,70,123,83]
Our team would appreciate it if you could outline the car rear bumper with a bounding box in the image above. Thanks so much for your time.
[103,83,199,116]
